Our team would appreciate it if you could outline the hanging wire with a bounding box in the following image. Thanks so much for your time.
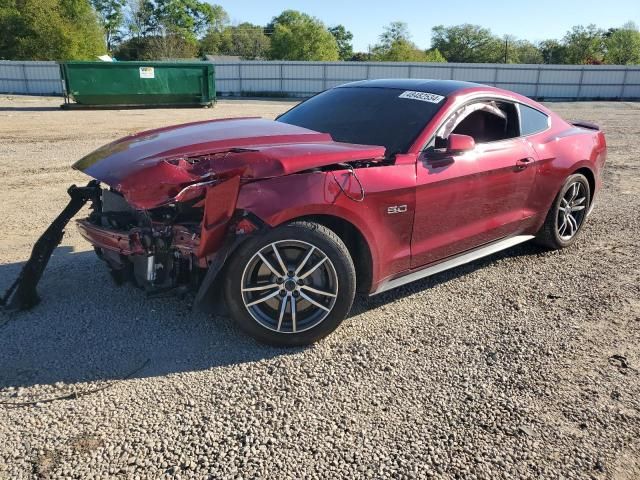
[330,163,365,202]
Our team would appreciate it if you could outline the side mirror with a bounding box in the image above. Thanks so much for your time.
[447,134,475,154]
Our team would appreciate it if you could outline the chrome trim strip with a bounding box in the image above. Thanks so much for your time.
[372,235,535,295]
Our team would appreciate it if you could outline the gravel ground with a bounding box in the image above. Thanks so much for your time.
[0,96,639,479]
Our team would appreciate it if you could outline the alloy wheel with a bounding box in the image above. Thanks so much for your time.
[557,182,587,240]
[240,240,339,334]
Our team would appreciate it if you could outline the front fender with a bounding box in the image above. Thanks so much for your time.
[236,165,417,290]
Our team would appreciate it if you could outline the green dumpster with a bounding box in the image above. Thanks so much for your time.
[60,62,215,107]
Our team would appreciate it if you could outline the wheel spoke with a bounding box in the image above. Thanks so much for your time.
[290,296,297,333]
[301,285,337,297]
[257,252,283,277]
[242,283,278,292]
[299,291,331,312]
[558,216,568,236]
[276,295,288,331]
[241,239,338,335]
[574,197,586,206]
[294,246,315,275]
[571,205,586,212]
[560,198,569,208]
[298,256,328,280]
[568,183,580,202]
[566,214,577,236]
[246,289,281,307]
[272,244,288,276]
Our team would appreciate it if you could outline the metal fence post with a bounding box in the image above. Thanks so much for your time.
[449,66,454,80]
[238,63,243,96]
[492,66,498,87]
[22,63,30,95]
[534,65,542,99]
[620,67,628,99]
[279,62,284,94]
[576,66,585,100]
[323,63,327,90]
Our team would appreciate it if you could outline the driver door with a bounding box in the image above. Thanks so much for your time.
[410,100,538,268]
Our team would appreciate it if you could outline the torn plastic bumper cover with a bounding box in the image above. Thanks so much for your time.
[1,181,101,311]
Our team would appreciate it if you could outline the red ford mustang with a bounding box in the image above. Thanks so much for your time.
[5,79,608,346]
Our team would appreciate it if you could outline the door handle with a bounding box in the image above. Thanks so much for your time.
[516,157,534,170]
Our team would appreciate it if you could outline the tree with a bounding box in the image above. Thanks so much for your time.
[350,51,372,61]
[114,0,227,59]
[124,0,157,39]
[153,0,227,43]
[329,25,353,60]
[372,21,445,62]
[91,0,126,51]
[503,37,543,64]
[605,22,640,64]
[0,0,106,60]
[424,48,446,63]
[539,39,567,64]
[431,24,503,63]
[563,24,605,64]
[200,23,270,59]
[268,10,339,61]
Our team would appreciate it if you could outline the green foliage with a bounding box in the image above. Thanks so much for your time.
[153,0,227,42]
[200,23,270,59]
[268,10,339,61]
[562,24,605,64]
[328,25,353,61]
[124,0,157,39]
[605,22,640,64]
[539,39,568,64]
[424,48,446,63]
[501,36,543,64]
[350,52,372,61]
[431,24,503,63]
[372,21,445,62]
[0,0,106,60]
[114,0,226,59]
[91,0,126,51]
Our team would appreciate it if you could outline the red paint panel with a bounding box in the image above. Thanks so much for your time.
[76,220,145,255]
[196,176,241,258]
[72,117,384,209]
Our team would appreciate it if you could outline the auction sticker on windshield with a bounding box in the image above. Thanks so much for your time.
[398,91,445,103]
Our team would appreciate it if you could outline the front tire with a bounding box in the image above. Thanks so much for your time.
[224,221,356,346]
[535,173,591,249]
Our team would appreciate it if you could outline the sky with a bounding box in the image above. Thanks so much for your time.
[216,0,640,51]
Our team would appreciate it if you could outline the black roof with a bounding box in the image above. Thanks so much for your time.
[337,79,480,96]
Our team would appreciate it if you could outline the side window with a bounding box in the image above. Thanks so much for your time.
[436,100,520,146]
[519,104,549,136]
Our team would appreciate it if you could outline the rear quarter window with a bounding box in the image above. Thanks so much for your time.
[519,104,550,136]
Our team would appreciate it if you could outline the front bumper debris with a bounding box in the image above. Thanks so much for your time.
[1,181,101,311]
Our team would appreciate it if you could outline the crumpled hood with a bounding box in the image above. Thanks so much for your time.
[73,117,385,209]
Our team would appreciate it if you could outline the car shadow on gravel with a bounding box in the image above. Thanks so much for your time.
[0,248,296,390]
[350,241,548,315]
[0,241,548,390]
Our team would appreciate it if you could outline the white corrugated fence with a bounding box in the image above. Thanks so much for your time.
[2,60,640,100]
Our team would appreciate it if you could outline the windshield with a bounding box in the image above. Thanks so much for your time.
[277,87,444,156]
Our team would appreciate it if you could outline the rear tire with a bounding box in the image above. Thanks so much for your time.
[535,173,591,249]
[224,221,356,346]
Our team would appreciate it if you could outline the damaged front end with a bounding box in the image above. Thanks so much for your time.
[2,117,385,311]
[75,175,259,300]
[2,175,264,311]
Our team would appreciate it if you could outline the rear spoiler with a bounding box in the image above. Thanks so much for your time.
[571,120,600,131]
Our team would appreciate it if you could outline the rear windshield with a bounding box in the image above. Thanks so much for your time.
[277,87,444,156]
